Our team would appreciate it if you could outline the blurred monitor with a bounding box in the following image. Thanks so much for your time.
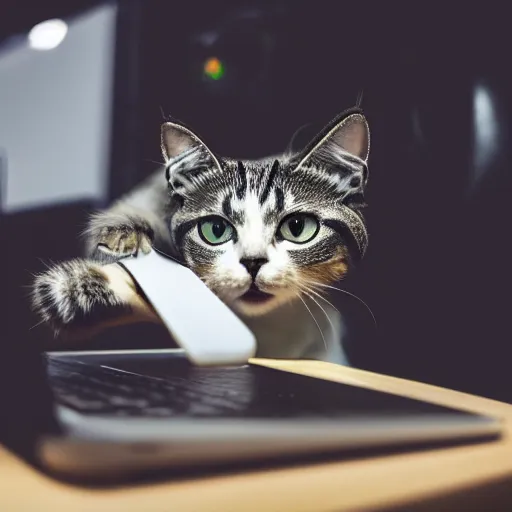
[0,3,116,213]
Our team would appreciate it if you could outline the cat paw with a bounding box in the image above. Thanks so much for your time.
[86,214,155,263]
[32,260,125,335]
[96,225,152,256]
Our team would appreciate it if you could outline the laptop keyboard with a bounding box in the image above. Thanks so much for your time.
[46,354,472,420]
[47,357,258,418]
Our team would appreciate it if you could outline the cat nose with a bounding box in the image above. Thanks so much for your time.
[240,258,268,281]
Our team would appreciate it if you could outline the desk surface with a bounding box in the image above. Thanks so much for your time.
[2,359,512,512]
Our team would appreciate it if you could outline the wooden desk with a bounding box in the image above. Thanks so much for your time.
[2,359,512,512]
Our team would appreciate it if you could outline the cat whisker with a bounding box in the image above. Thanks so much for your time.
[144,158,165,166]
[297,294,328,354]
[310,282,377,328]
[300,283,342,317]
[29,318,46,331]
[300,289,336,354]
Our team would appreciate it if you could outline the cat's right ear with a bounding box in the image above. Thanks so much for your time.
[161,123,221,193]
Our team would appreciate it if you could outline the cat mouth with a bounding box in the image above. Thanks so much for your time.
[239,285,275,304]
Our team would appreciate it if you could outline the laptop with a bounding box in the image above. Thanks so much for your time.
[0,331,502,483]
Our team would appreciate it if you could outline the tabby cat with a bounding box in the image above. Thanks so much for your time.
[32,107,370,364]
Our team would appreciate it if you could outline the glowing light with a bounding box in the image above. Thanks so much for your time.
[203,57,225,80]
[28,19,68,51]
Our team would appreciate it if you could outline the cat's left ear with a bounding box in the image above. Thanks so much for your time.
[295,109,370,189]
[161,122,221,193]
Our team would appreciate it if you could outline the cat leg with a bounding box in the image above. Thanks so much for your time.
[32,259,158,341]
[84,170,173,263]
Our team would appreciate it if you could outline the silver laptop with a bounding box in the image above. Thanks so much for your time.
[1,341,501,483]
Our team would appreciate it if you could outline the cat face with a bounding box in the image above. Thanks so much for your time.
[161,109,370,317]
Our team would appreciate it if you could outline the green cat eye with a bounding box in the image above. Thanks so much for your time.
[198,217,234,245]
[279,214,319,244]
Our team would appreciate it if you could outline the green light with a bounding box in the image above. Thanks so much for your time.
[204,57,225,80]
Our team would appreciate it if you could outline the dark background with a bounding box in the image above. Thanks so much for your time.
[3,1,512,402]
